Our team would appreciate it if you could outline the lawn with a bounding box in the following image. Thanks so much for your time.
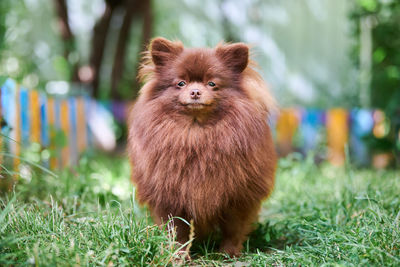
[0,153,399,266]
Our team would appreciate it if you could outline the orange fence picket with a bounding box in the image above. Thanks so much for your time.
[326,108,349,165]
[30,90,41,144]
[76,98,87,154]
[276,108,300,156]
[60,99,70,167]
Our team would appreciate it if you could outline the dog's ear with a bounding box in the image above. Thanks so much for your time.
[150,37,183,66]
[216,43,249,73]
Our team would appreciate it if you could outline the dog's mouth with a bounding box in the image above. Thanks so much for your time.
[181,102,212,109]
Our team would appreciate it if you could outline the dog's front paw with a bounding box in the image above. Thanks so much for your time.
[219,242,242,258]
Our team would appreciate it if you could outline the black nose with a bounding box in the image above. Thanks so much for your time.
[190,89,201,99]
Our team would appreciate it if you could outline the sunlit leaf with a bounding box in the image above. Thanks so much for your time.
[358,0,378,12]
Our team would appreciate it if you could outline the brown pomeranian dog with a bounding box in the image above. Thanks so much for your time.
[128,37,277,257]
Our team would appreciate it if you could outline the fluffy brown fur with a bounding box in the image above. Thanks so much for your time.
[128,37,277,257]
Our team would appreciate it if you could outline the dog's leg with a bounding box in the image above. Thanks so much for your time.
[151,208,191,247]
[219,205,260,257]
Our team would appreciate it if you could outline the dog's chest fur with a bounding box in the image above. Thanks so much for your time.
[131,107,273,223]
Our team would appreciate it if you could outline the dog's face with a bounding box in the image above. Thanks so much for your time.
[149,38,249,121]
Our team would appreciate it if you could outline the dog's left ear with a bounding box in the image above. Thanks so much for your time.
[216,43,249,73]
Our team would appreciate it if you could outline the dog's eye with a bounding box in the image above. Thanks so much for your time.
[177,81,186,87]
[208,81,216,87]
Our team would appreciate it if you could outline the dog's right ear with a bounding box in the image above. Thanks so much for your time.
[150,37,183,66]
[216,43,249,73]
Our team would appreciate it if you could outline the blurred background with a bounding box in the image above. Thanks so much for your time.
[1,0,356,103]
[0,0,399,173]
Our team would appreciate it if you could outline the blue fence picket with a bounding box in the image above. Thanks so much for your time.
[20,88,30,147]
[1,79,16,136]
[68,97,78,165]
[299,108,325,153]
[40,93,49,147]
[350,109,374,165]
[84,96,93,148]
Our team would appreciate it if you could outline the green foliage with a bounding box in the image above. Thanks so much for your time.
[1,154,399,265]
[0,75,7,86]
[52,56,72,81]
[357,0,378,12]
[350,0,400,160]
[351,0,400,109]
[0,0,10,50]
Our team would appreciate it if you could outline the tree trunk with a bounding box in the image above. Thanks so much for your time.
[131,0,153,97]
[219,0,239,43]
[141,0,152,50]
[110,0,139,100]
[53,0,82,82]
[53,0,74,54]
[90,3,116,98]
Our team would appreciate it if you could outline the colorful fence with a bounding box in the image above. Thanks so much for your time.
[0,78,393,172]
[271,107,387,165]
[0,79,94,171]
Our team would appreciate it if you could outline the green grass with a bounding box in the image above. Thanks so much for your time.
[0,153,399,266]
